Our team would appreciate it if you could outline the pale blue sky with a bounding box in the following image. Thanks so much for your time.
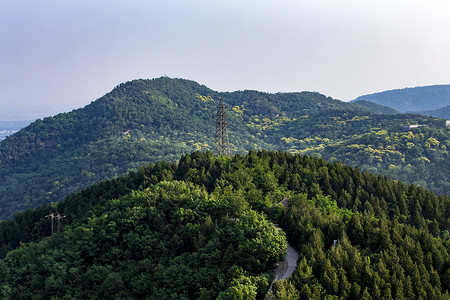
[1,0,450,114]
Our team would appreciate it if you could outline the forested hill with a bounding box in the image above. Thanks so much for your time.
[0,77,449,219]
[418,104,450,119]
[0,151,448,298]
[0,120,32,141]
[352,84,450,112]
[351,100,400,115]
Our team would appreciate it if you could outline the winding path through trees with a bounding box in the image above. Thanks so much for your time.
[273,239,299,280]
[268,224,299,296]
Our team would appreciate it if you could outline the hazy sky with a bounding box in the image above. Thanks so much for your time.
[1,0,450,115]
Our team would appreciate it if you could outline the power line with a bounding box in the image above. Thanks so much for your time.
[56,213,66,235]
[214,97,231,156]
[45,213,54,237]
[45,212,66,238]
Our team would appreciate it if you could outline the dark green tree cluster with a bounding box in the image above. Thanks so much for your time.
[278,197,449,299]
[173,151,449,234]
[0,181,286,299]
[0,150,448,299]
[351,100,400,115]
[1,151,448,255]
[0,161,177,257]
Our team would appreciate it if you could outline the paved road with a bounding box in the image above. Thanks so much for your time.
[273,240,299,280]
[267,225,299,297]
[273,224,299,280]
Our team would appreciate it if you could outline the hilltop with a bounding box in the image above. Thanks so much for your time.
[0,151,448,298]
[0,77,449,219]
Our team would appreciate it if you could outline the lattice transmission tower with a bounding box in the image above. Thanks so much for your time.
[214,97,231,156]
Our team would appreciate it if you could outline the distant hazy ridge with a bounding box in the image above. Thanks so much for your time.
[352,84,450,114]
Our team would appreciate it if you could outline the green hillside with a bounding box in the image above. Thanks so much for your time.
[352,84,450,112]
[351,100,400,115]
[418,104,450,119]
[0,120,32,141]
[0,77,449,219]
[0,151,448,299]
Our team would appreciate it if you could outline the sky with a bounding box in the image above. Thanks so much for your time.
[1,0,450,117]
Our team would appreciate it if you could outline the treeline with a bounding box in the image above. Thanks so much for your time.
[0,151,448,298]
[173,151,449,232]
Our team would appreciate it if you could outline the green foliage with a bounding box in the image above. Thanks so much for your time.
[281,196,450,299]
[271,279,299,300]
[421,103,450,119]
[0,150,448,298]
[0,120,32,141]
[0,180,286,299]
[351,100,400,115]
[1,78,449,220]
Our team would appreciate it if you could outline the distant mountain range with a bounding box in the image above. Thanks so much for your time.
[0,77,448,219]
[352,84,450,117]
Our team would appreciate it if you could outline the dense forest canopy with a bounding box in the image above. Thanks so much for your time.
[0,77,449,219]
[0,151,448,299]
[0,180,286,299]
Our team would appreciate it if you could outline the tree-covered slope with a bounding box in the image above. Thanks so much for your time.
[0,77,449,220]
[261,112,450,195]
[418,104,450,119]
[0,180,286,299]
[0,120,32,141]
[352,84,450,112]
[0,151,449,299]
[0,78,230,218]
[0,77,368,219]
[351,100,400,114]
